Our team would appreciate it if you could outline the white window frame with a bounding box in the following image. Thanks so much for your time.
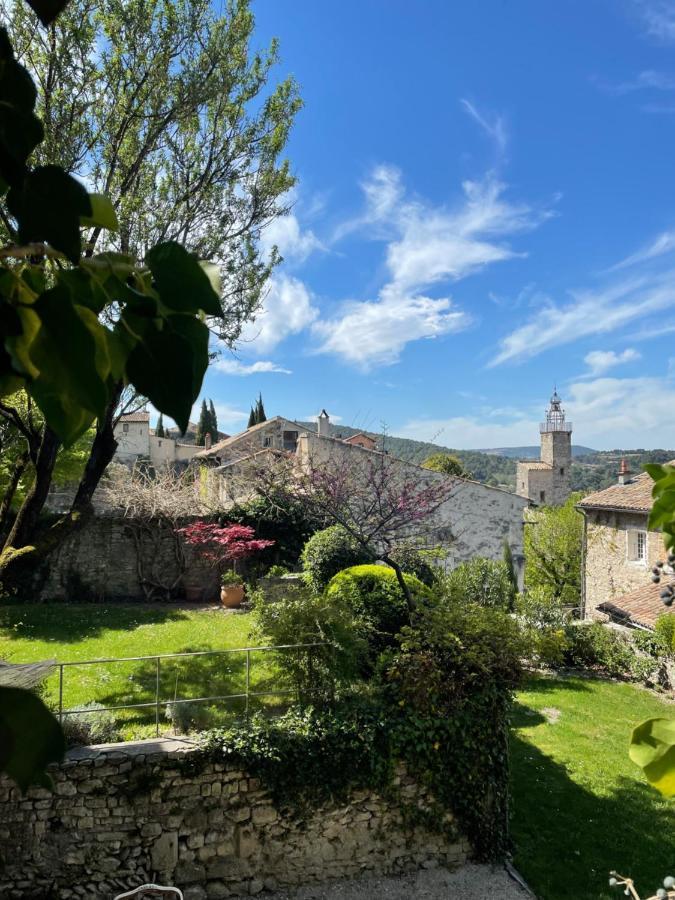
[626,529,648,565]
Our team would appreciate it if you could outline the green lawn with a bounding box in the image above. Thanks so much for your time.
[511,675,675,900]
[0,604,289,739]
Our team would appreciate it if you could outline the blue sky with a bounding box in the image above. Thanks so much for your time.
[194,0,675,450]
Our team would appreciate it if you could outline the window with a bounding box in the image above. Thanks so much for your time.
[122,423,129,433]
[540,490,546,502]
[158,440,162,447]
[263,436,272,448]
[627,530,648,563]
[560,467,565,476]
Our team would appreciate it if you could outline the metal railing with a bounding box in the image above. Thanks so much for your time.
[55,643,327,737]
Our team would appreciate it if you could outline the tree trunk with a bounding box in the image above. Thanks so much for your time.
[382,555,415,614]
[0,449,29,544]
[70,381,123,514]
[2,427,60,551]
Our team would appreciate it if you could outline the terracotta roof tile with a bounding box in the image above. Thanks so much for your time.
[119,411,149,423]
[577,471,654,512]
[598,581,673,629]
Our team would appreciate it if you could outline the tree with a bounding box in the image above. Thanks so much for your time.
[0,0,300,554]
[422,453,471,479]
[155,414,165,439]
[195,399,210,446]
[208,399,218,442]
[255,392,267,425]
[294,448,458,609]
[247,407,256,429]
[523,493,584,606]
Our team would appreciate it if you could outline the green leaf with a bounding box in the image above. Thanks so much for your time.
[7,166,92,263]
[125,315,209,433]
[0,686,65,791]
[146,241,222,317]
[644,463,671,482]
[630,717,675,797]
[0,28,44,184]
[24,0,71,27]
[27,285,111,444]
[80,193,118,231]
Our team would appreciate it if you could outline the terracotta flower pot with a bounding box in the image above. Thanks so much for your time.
[220,584,245,608]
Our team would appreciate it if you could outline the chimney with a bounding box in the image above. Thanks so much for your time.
[317,409,330,437]
[205,433,212,451]
[617,458,631,485]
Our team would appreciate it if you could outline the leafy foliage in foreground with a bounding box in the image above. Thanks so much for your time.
[204,597,522,860]
[0,26,221,443]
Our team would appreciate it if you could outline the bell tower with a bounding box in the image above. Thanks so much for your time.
[540,389,572,504]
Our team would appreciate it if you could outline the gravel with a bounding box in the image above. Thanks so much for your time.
[266,864,534,899]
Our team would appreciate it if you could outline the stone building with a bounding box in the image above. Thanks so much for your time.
[196,410,530,586]
[114,411,202,469]
[516,390,572,506]
[577,461,670,627]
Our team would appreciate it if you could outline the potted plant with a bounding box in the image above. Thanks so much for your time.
[220,570,245,608]
[177,521,274,604]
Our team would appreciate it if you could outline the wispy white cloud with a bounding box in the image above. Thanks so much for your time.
[594,69,675,94]
[460,99,508,153]
[260,210,325,266]
[492,270,675,365]
[314,168,548,368]
[634,0,675,41]
[398,373,675,449]
[215,358,292,376]
[312,287,469,369]
[583,348,641,375]
[610,230,675,269]
[239,274,318,354]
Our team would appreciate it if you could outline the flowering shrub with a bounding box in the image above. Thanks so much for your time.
[177,522,275,567]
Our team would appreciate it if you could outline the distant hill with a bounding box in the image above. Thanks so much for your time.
[297,421,675,495]
[480,445,596,459]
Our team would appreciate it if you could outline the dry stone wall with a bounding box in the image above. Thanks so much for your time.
[0,738,469,899]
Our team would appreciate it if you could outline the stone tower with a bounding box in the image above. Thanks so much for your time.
[516,390,572,506]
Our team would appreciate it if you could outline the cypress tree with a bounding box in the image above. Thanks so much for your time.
[196,399,209,445]
[209,399,219,441]
[155,414,165,438]
[255,392,267,424]
[247,407,256,429]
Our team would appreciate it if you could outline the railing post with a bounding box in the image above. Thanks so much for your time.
[58,663,64,725]
[245,650,250,723]
[155,656,161,738]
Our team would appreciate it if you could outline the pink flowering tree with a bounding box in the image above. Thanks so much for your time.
[177,522,275,575]
[295,449,460,610]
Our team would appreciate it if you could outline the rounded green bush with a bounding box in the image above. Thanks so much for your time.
[327,564,431,652]
[301,526,371,593]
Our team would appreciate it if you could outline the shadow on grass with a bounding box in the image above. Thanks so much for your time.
[94,643,295,732]
[0,603,190,643]
[520,672,595,694]
[510,730,675,900]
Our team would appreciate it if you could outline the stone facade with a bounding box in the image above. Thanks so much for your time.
[114,413,200,469]
[0,739,469,899]
[581,508,658,618]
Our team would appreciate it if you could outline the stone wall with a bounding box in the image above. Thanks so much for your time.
[583,509,656,617]
[32,516,217,603]
[0,738,469,899]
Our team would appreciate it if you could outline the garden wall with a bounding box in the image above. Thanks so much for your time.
[0,738,470,899]
[26,516,216,603]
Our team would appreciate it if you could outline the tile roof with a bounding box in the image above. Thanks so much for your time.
[577,471,654,512]
[597,581,672,629]
[193,416,315,459]
[119,411,149,423]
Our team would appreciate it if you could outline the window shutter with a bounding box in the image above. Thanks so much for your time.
[627,530,638,561]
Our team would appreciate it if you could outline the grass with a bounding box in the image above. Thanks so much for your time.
[511,674,675,900]
[0,604,291,740]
